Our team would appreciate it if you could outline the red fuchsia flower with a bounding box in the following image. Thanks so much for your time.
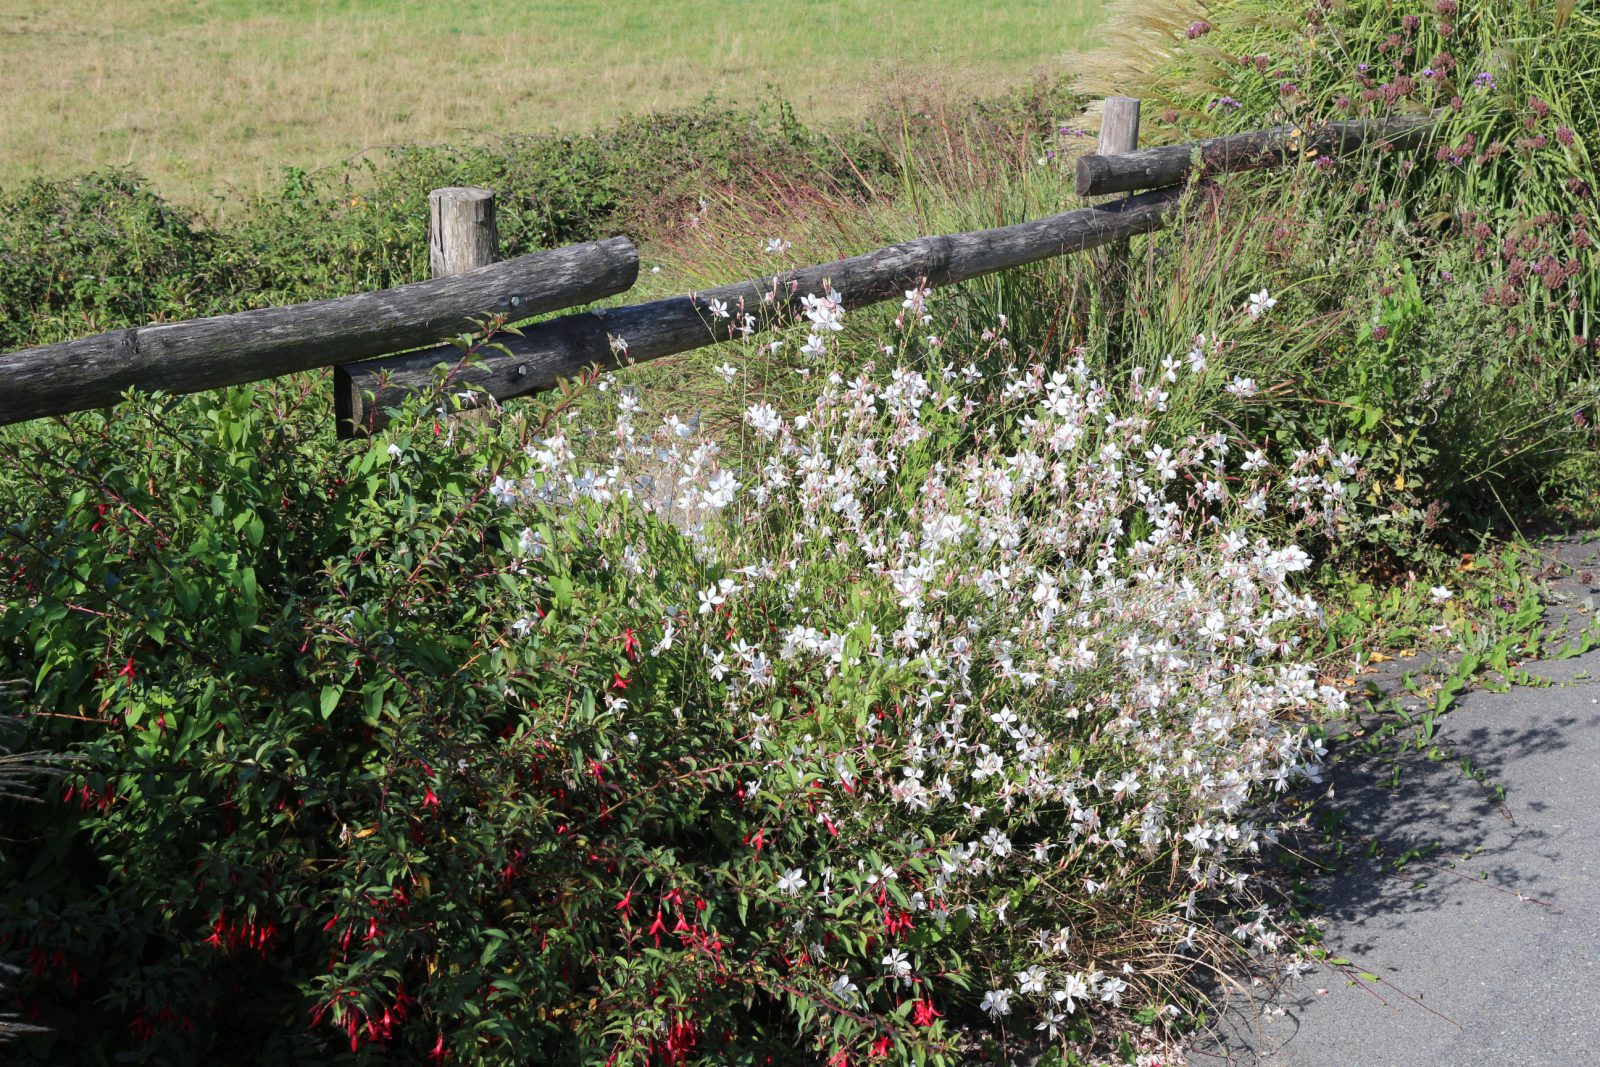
[911,999,942,1027]
[423,786,440,810]
[619,627,640,659]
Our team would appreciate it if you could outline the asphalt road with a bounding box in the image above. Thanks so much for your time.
[1188,537,1600,1066]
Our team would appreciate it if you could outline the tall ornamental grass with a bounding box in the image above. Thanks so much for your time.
[1081,0,1599,340]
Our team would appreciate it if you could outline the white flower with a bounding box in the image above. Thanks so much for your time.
[764,237,791,255]
[650,619,677,656]
[697,586,725,615]
[1016,966,1046,994]
[386,443,403,460]
[701,469,738,510]
[706,297,730,320]
[1430,586,1454,603]
[901,286,930,315]
[714,362,738,384]
[490,475,520,507]
[1226,376,1259,399]
[1052,973,1090,1013]
[1036,1007,1067,1038]
[1247,288,1277,319]
[981,827,1012,858]
[777,868,806,894]
[516,527,543,559]
[882,949,912,977]
[744,403,782,439]
[980,988,1012,1018]
[801,288,845,332]
[1097,974,1128,1005]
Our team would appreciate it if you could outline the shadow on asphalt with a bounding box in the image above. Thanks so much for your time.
[1187,535,1600,1065]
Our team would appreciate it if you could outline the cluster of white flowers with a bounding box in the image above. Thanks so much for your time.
[493,288,1353,1045]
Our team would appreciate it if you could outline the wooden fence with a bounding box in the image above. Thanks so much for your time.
[0,101,1436,437]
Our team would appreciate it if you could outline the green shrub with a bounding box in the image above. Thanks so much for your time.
[0,94,891,352]
[0,171,218,349]
[0,276,1341,1063]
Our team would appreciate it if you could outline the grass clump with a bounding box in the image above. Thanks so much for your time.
[1084,0,1598,338]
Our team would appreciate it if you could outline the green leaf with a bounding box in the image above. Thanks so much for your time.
[361,684,384,726]
[319,685,342,720]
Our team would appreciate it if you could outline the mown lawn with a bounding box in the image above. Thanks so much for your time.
[0,0,1103,205]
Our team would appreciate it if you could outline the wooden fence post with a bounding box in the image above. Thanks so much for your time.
[429,187,499,277]
[1096,97,1141,343]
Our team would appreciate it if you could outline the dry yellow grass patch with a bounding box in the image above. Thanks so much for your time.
[1,0,1104,206]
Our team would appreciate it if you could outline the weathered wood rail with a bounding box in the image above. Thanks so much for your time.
[0,238,638,426]
[0,100,1437,434]
[1074,114,1436,197]
[338,187,1184,435]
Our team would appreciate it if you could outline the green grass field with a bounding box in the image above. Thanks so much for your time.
[0,0,1104,206]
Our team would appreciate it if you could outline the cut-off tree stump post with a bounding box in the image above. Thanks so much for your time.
[429,186,499,423]
[1095,97,1141,345]
[429,187,499,278]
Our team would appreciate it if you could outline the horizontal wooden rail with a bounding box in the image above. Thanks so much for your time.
[0,238,639,426]
[336,186,1185,436]
[1075,115,1437,197]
